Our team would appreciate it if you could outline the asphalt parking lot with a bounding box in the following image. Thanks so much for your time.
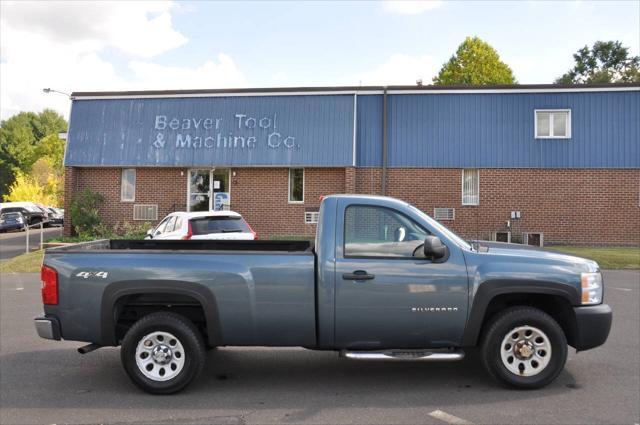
[0,271,638,425]
[0,227,62,261]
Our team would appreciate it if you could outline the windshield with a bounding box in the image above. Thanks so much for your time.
[407,204,472,250]
[1,213,22,220]
[190,216,251,235]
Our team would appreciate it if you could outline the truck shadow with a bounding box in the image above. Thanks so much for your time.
[0,346,580,411]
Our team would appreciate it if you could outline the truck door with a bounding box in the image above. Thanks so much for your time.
[333,201,469,349]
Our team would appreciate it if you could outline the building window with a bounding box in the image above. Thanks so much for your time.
[289,168,304,203]
[121,169,136,202]
[535,109,571,139]
[462,169,479,205]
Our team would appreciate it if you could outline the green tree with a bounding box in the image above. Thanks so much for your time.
[33,109,68,141]
[3,158,63,206]
[35,134,66,173]
[433,37,516,85]
[0,109,67,196]
[3,172,47,204]
[555,41,640,84]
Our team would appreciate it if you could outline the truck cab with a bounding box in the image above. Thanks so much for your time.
[315,195,470,350]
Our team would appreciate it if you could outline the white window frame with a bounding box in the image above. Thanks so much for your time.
[288,168,305,204]
[121,169,136,202]
[461,169,480,206]
[534,109,571,139]
[304,211,319,224]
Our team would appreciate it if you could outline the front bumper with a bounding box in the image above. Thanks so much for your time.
[573,304,612,351]
[34,316,61,340]
[0,224,23,231]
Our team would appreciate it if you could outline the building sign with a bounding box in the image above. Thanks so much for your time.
[152,113,298,151]
[213,192,230,211]
[65,95,354,167]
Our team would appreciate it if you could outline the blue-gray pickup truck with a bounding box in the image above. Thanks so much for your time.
[35,195,612,394]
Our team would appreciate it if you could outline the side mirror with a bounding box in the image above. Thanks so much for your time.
[146,228,154,235]
[424,235,448,260]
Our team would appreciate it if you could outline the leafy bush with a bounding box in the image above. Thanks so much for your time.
[69,188,104,237]
[114,221,153,239]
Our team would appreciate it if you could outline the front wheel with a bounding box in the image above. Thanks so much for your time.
[121,312,206,394]
[481,306,567,389]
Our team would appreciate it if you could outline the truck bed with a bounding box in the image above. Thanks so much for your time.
[48,239,313,252]
[43,238,317,348]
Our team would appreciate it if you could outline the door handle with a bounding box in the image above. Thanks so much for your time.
[342,270,375,281]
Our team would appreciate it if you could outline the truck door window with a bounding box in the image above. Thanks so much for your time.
[344,205,428,258]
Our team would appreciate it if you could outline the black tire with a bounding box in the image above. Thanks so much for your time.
[121,312,206,394]
[481,306,567,389]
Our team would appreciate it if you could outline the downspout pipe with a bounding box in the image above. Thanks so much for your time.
[381,86,388,196]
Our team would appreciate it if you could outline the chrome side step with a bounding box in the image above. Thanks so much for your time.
[341,349,465,362]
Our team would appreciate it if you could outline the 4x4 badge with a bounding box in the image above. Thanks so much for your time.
[76,271,108,279]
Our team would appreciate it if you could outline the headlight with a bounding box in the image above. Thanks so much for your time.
[581,272,603,305]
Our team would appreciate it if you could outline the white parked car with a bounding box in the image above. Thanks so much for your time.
[146,211,257,240]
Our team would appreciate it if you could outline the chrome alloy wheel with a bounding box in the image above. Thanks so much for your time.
[135,331,185,381]
[500,325,552,377]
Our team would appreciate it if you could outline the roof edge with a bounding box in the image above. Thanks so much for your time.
[71,83,640,98]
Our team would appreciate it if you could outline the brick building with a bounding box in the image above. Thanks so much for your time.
[63,84,640,246]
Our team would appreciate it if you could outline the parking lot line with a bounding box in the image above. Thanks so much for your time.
[429,410,474,425]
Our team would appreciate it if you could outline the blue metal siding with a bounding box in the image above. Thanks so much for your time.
[355,95,383,167]
[381,91,639,168]
[66,90,639,169]
[65,95,355,167]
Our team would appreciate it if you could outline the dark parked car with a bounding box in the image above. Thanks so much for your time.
[0,212,27,232]
[0,205,45,226]
[46,207,64,227]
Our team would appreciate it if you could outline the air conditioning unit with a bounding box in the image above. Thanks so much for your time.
[523,232,544,247]
[433,207,455,220]
[133,204,158,221]
[492,231,511,243]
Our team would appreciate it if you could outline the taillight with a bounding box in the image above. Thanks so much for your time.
[41,265,58,305]
[182,221,193,240]
[246,221,258,240]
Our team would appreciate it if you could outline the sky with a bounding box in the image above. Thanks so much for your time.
[1,0,638,120]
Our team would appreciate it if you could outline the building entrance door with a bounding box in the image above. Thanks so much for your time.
[188,169,230,211]
[212,169,230,211]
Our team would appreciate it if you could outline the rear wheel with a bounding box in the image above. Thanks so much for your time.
[121,312,205,394]
[481,307,567,389]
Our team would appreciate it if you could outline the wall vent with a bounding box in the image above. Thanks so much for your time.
[305,211,319,224]
[133,204,158,221]
[492,231,511,243]
[523,232,544,247]
[434,208,455,220]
